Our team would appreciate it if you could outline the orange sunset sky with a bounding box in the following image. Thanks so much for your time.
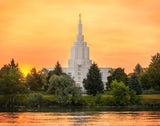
[0,0,160,76]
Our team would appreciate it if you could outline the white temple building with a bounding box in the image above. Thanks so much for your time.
[47,15,111,91]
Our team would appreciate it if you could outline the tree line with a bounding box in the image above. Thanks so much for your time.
[106,52,160,94]
[0,52,159,106]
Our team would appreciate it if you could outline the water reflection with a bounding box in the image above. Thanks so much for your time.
[0,111,160,126]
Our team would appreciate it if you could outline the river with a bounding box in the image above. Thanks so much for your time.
[0,108,160,126]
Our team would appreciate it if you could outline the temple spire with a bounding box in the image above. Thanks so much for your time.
[76,14,84,42]
[78,14,82,35]
[79,13,81,21]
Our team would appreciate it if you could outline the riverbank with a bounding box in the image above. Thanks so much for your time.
[0,94,160,109]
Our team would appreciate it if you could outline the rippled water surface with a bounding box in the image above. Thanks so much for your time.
[0,111,160,126]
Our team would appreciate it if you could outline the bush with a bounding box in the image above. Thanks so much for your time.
[111,80,130,106]
[28,93,43,107]
[129,90,142,105]
[15,95,28,106]
[104,96,115,106]
[73,96,88,106]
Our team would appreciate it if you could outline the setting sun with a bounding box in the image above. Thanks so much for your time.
[19,64,32,77]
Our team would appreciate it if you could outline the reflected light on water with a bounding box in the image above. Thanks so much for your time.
[18,114,24,120]
[0,111,160,126]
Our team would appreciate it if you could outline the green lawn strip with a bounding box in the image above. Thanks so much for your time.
[141,95,160,99]
[141,95,160,104]
[43,95,55,102]
[143,90,160,94]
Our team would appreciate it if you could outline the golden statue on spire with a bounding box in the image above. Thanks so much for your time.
[79,13,81,20]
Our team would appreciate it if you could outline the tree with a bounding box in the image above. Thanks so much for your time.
[134,63,143,75]
[46,61,64,85]
[111,80,130,106]
[0,58,18,77]
[150,52,160,65]
[26,68,44,91]
[148,53,160,90]
[140,72,151,90]
[28,93,43,107]
[9,58,18,69]
[0,68,26,94]
[106,68,128,90]
[128,73,142,95]
[41,68,49,91]
[48,74,80,105]
[0,65,27,107]
[83,62,104,96]
[0,65,10,77]
[111,80,142,106]
[54,61,63,75]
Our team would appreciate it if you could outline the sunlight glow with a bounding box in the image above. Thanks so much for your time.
[19,64,32,77]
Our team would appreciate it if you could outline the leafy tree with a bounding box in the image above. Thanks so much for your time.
[0,65,10,77]
[128,73,142,95]
[106,68,128,90]
[148,53,160,90]
[111,80,142,106]
[48,74,80,105]
[134,63,143,75]
[111,80,130,106]
[47,70,54,84]
[41,68,49,91]
[150,52,160,65]
[28,93,43,107]
[140,72,151,90]
[26,68,44,91]
[83,62,104,96]
[106,69,114,90]
[46,61,64,85]
[0,68,26,95]
[0,58,18,77]
[0,60,27,107]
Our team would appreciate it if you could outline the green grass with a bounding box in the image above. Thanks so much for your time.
[143,90,160,94]
[141,95,160,99]
[1,94,160,107]
[43,95,55,102]
[104,91,111,94]
[141,95,160,104]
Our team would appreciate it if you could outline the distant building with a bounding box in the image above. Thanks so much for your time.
[47,15,111,91]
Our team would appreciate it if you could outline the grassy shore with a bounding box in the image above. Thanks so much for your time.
[0,94,160,107]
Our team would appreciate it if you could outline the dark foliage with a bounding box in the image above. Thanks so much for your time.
[106,68,128,90]
[83,62,104,96]
[129,73,142,95]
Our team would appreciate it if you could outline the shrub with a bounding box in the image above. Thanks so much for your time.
[111,80,130,106]
[28,93,43,107]
[129,90,142,105]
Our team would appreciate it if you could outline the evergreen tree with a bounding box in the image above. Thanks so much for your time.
[148,53,160,90]
[9,58,18,69]
[140,72,151,90]
[83,62,104,96]
[134,63,143,75]
[54,61,63,75]
[47,61,64,85]
[26,68,44,91]
[150,52,160,65]
[128,73,142,95]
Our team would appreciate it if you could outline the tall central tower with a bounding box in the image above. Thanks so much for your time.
[68,14,92,90]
